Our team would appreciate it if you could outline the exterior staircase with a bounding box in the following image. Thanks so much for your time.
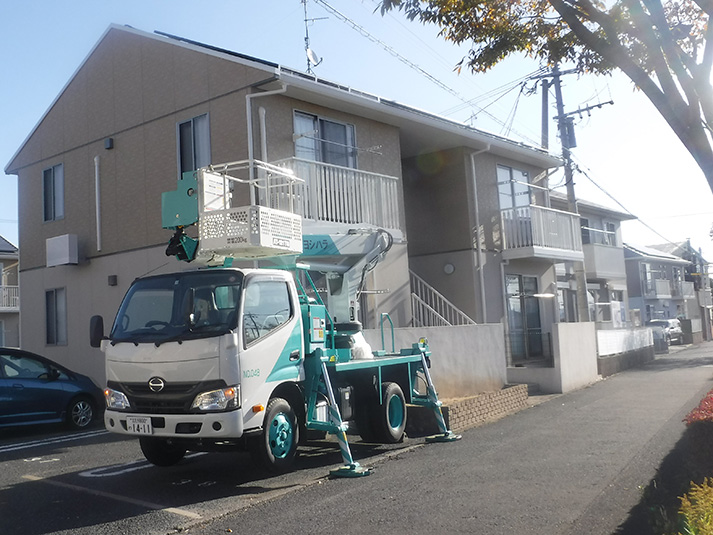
[409,271,476,327]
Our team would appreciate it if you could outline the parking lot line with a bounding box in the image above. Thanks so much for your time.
[0,430,109,454]
[22,474,202,519]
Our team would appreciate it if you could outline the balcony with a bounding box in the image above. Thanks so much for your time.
[643,279,672,299]
[583,243,626,280]
[0,285,19,312]
[271,158,401,231]
[671,280,696,299]
[501,205,583,262]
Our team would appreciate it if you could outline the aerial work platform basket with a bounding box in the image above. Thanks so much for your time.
[162,160,304,264]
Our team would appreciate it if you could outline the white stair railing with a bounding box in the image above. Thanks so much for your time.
[409,271,476,327]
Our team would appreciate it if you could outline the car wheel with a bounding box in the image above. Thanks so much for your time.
[67,396,95,429]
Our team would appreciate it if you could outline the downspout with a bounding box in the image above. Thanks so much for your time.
[469,145,490,323]
[245,81,287,204]
[500,258,512,367]
[94,155,101,252]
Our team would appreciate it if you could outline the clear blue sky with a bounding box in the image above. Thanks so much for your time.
[2,0,712,260]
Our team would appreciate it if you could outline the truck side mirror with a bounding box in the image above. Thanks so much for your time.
[90,315,105,348]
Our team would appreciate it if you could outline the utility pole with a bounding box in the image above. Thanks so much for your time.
[550,66,590,323]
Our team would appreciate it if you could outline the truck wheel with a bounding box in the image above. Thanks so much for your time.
[139,437,186,467]
[375,382,407,444]
[251,397,299,472]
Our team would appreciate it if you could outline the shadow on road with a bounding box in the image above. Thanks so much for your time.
[614,405,713,534]
[3,432,416,535]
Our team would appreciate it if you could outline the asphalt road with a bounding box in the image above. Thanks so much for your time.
[2,342,712,535]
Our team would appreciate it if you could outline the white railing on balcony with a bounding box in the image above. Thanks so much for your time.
[501,205,582,252]
[410,271,476,327]
[0,286,19,310]
[271,158,401,230]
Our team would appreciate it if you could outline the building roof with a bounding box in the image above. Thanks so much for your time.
[624,243,690,264]
[549,191,637,221]
[648,241,708,263]
[6,24,562,174]
[0,235,18,254]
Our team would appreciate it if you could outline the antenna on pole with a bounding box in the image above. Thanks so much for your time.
[303,0,325,74]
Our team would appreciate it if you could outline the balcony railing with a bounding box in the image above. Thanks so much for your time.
[643,279,672,299]
[501,205,582,256]
[0,285,19,311]
[271,158,401,230]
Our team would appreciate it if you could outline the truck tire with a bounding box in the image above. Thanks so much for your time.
[375,382,407,444]
[251,397,299,472]
[139,437,186,467]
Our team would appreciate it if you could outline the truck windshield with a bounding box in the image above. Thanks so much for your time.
[110,270,244,344]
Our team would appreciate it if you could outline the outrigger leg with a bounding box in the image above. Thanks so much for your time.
[414,351,462,443]
[304,352,372,478]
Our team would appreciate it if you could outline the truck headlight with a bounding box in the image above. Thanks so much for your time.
[191,385,240,412]
[105,388,131,410]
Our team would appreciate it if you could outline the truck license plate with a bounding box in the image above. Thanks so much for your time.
[126,416,153,435]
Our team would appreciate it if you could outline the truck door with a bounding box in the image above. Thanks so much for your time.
[239,276,303,431]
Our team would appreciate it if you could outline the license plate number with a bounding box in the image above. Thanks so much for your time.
[126,416,153,435]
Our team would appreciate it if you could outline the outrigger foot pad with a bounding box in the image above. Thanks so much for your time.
[329,463,373,478]
[425,431,462,443]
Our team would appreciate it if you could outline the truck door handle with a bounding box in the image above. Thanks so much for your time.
[289,350,300,361]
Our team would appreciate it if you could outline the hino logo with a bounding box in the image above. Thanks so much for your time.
[148,377,166,393]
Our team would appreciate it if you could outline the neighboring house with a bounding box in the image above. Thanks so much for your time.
[5,25,602,394]
[624,243,695,326]
[0,235,19,347]
[551,193,636,329]
[647,241,713,342]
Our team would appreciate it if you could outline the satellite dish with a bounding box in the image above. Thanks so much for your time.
[307,48,322,67]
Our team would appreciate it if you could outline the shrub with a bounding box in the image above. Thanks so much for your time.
[679,478,713,535]
[684,389,713,425]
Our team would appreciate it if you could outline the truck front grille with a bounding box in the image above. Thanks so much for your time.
[108,379,227,415]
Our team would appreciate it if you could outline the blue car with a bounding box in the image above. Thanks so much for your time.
[0,347,104,429]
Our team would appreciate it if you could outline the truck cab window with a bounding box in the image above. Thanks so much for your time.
[242,280,292,345]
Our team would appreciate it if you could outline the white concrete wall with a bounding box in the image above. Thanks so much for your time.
[507,322,599,394]
[597,328,653,356]
[363,324,507,398]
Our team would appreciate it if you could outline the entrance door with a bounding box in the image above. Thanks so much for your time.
[506,275,544,361]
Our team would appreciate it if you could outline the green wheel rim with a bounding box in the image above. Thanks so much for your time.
[387,394,405,430]
[268,412,294,459]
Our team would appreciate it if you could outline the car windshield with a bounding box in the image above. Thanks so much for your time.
[110,270,244,344]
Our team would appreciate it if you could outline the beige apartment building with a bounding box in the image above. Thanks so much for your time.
[6,25,602,394]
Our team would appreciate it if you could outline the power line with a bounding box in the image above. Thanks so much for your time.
[312,0,542,146]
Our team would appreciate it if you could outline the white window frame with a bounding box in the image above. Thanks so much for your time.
[293,111,357,168]
[497,165,531,210]
[177,114,211,176]
[43,163,64,222]
[46,288,67,346]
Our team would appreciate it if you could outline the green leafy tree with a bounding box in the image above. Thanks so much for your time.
[379,0,713,192]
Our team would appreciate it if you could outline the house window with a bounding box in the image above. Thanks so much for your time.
[178,114,210,175]
[604,221,617,246]
[588,288,612,323]
[43,164,64,222]
[46,288,67,345]
[497,165,531,210]
[580,218,591,245]
[294,111,356,168]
